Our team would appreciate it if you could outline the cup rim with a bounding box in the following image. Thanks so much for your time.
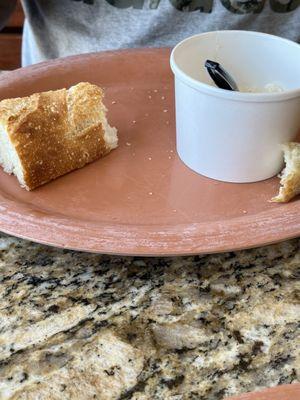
[170,30,300,103]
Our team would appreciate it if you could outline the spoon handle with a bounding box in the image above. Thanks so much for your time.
[205,60,239,91]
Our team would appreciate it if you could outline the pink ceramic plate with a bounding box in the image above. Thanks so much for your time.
[226,383,300,400]
[0,49,299,255]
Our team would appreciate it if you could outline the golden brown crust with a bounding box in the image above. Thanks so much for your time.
[0,82,111,190]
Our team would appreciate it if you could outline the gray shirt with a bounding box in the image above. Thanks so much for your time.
[12,0,300,66]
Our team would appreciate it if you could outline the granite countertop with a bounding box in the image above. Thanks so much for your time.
[0,233,299,399]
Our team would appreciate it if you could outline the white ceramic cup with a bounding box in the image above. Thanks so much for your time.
[170,31,300,183]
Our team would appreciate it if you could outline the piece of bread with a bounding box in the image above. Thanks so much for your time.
[0,82,118,190]
[272,142,300,202]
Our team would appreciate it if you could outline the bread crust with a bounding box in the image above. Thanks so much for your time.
[0,82,114,190]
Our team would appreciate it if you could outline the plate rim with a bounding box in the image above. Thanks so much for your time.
[0,194,299,256]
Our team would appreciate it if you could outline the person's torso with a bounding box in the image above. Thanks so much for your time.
[21,0,300,66]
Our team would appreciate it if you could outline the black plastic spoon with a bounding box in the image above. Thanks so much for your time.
[205,60,239,91]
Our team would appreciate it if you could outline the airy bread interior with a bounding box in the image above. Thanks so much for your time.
[272,142,300,202]
[99,105,118,151]
[0,122,25,187]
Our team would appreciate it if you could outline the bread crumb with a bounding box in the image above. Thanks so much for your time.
[132,120,136,124]
[126,142,131,146]
[148,95,152,99]
[163,109,168,113]
[149,192,153,195]
[111,100,116,104]
[173,209,177,212]
[242,210,248,214]
[148,157,152,161]
[161,96,165,100]
[168,156,172,159]
[170,150,174,153]
[154,89,158,93]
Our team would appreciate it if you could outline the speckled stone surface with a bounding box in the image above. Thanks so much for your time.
[0,233,299,400]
